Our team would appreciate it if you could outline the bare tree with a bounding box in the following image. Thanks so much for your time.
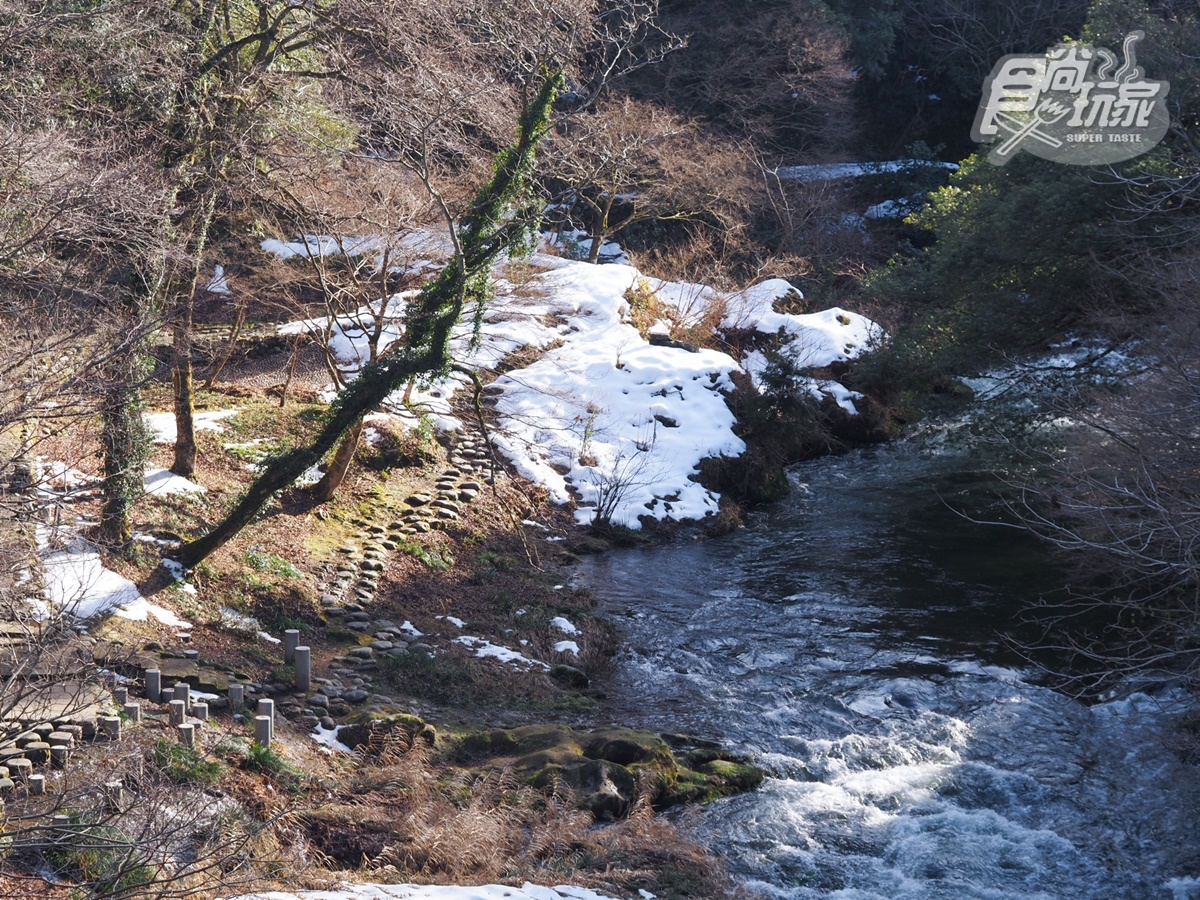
[545,96,750,263]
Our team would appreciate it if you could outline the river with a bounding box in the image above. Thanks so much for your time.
[575,441,1200,899]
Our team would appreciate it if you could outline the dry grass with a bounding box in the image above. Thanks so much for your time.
[302,741,748,899]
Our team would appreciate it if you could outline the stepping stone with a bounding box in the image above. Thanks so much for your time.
[348,647,374,659]
[404,495,432,507]
[436,509,460,521]
[343,689,369,703]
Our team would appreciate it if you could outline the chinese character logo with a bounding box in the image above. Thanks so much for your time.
[973,32,1170,165]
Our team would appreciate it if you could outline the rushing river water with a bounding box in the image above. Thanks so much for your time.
[575,441,1200,899]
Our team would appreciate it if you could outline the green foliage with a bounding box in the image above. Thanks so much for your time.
[244,545,301,578]
[853,152,1127,398]
[43,814,158,898]
[152,739,223,784]
[397,539,454,571]
[245,741,295,779]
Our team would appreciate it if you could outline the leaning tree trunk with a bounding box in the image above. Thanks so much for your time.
[312,418,364,502]
[176,72,562,568]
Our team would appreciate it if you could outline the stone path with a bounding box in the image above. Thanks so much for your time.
[290,428,496,729]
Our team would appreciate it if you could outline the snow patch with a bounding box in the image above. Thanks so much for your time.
[145,408,240,444]
[454,636,549,670]
[551,617,579,635]
[144,468,206,495]
[222,883,624,900]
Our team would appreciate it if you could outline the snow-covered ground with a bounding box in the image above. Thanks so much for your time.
[222,884,635,900]
[35,526,190,627]
[265,228,880,529]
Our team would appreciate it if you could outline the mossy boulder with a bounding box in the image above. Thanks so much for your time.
[455,724,763,820]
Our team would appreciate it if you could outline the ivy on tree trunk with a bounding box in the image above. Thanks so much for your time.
[177,70,563,568]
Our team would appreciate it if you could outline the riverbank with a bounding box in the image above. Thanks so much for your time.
[3,376,773,898]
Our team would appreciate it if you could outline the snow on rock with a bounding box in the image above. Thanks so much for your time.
[311,724,354,754]
[144,468,206,495]
[554,640,580,656]
[720,279,877,369]
[36,528,190,627]
[144,408,241,444]
[551,616,579,635]
[222,884,625,900]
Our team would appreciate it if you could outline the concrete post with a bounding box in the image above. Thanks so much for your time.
[113,686,128,705]
[228,683,244,709]
[103,781,123,813]
[174,683,191,714]
[192,702,209,721]
[169,700,186,726]
[283,629,300,664]
[177,724,195,747]
[294,646,311,693]
[100,716,121,742]
[27,773,44,796]
[253,715,272,747]
[256,698,274,723]
[123,702,140,724]
[50,746,70,769]
[145,668,161,703]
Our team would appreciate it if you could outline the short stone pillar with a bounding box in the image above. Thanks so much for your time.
[228,683,244,709]
[174,683,191,714]
[113,686,128,705]
[294,646,312,693]
[168,700,186,727]
[100,716,121,742]
[27,773,44,796]
[283,629,300,664]
[253,715,272,747]
[103,781,123,813]
[123,702,141,724]
[145,668,161,703]
[177,723,195,747]
[50,746,70,769]
[256,698,274,723]
[192,703,209,722]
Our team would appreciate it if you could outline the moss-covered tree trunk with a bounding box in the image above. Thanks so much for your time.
[312,418,364,502]
[98,344,149,548]
[177,72,562,568]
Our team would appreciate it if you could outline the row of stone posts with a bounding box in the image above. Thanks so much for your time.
[140,635,312,750]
